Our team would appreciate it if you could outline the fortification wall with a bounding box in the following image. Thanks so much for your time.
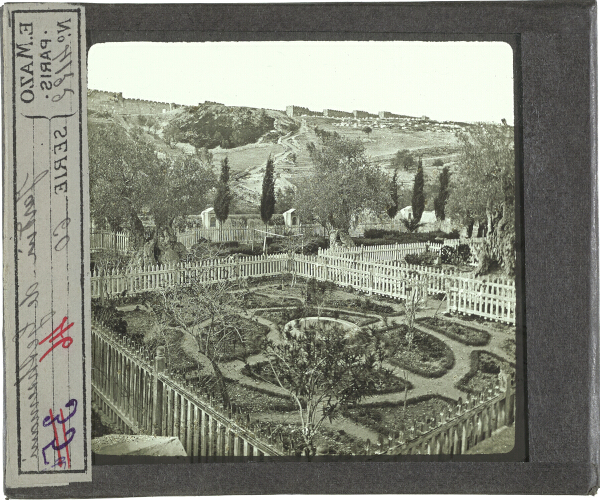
[88,89,182,115]
[323,108,353,118]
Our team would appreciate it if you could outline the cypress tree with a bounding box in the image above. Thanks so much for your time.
[260,155,276,226]
[214,157,231,225]
[411,157,425,224]
[387,169,399,219]
[433,166,451,220]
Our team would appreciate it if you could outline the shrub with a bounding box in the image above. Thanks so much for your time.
[433,159,444,167]
[364,228,401,239]
[418,317,490,346]
[440,245,455,264]
[404,252,438,266]
[455,350,515,393]
[301,237,328,255]
[456,243,471,263]
[268,214,285,226]
[440,243,471,265]
[91,300,128,334]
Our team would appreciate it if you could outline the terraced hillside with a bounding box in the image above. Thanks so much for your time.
[88,93,464,210]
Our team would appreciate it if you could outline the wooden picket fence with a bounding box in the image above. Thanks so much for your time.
[91,254,288,298]
[377,374,515,455]
[90,251,516,324]
[90,231,133,253]
[320,238,486,262]
[320,243,429,262]
[447,275,516,323]
[92,225,326,253]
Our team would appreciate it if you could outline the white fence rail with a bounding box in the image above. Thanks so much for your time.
[90,231,133,253]
[447,275,516,323]
[92,225,326,253]
[91,252,516,324]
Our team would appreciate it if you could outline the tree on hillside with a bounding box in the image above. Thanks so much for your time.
[264,325,391,457]
[392,149,415,171]
[387,169,400,220]
[411,157,425,224]
[214,157,232,226]
[362,126,373,137]
[446,122,515,275]
[295,134,390,244]
[433,166,451,220]
[260,155,276,227]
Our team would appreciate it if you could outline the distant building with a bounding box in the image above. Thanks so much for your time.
[200,207,220,229]
[379,111,401,119]
[353,110,377,119]
[286,105,319,117]
[283,208,299,227]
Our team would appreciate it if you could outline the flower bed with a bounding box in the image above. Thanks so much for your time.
[242,361,412,395]
[325,297,397,316]
[385,325,455,378]
[417,317,490,346]
[342,395,455,437]
[244,292,302,309]
[455,350,515,393]
[227,382,295,413]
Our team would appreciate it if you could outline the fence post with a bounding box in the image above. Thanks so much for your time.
[152,346,166,436]
[100,271,105,305]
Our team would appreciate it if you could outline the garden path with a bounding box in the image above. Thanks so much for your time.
[147,283,515,444]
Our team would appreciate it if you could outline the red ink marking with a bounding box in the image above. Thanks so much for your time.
[59,408,71,469]
[41,399,77,466]
[48,409,62,464]
[39,316,73,362]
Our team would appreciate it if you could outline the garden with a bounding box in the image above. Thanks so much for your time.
[91,269,516,455]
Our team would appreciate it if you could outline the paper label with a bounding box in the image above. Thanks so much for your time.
[3,3,91,488]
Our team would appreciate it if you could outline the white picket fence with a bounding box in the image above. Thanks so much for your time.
[91,225,326,253]
[447,275,516,323]
[322,238,487,264]
[90,253,289,298]
[90,231,133,253]
[91,252,516,324]
[320,243,429,262]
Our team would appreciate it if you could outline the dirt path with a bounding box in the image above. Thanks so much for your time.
[148,283,514,444]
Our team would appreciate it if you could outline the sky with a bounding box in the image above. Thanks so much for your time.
[91,41,514,124]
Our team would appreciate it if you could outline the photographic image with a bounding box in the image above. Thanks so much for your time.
[87,40,518,462]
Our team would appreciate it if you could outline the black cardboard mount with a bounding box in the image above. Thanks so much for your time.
[4,1,598,496]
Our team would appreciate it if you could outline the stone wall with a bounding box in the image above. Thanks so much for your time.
[88,89,182,115]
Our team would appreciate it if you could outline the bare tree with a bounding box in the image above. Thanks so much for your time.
[147,245,252,407]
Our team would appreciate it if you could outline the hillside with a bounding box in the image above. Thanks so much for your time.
[88,91,466,211]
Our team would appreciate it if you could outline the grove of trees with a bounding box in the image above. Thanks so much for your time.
[89,124,156,244]
[89,123,216,252]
